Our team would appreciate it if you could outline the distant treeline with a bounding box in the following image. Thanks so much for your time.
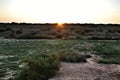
[0,22,120,40]
[0,22,120,26]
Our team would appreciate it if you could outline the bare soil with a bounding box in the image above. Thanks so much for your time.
[50,56,120,80]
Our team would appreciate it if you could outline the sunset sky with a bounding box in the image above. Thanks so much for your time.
[0,0,120,24]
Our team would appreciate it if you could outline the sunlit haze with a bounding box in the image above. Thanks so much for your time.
[0,0,120,24]
[57,23,63,28]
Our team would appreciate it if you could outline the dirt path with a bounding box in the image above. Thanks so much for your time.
[50,56,120,80]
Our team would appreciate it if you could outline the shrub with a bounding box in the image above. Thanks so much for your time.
[14,53,60,80]
[75,53,91,62]
[4,28,12,31]
[16,29,22,34]
[59,50,91,63]
[0,28,5,32]
[16,33,55,39]
[55,35,63,39]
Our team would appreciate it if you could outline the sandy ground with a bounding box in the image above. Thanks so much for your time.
[50,57,120,80]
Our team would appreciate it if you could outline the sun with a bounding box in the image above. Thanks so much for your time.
[58,22,62,26]
[56,22,63,28]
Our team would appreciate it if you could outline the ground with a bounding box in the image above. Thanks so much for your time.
[0,39,120,80]
[50,57,120,80]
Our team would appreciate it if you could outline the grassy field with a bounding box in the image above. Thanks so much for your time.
[0,39,120,79]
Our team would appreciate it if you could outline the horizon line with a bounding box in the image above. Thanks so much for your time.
[0,22,120,25]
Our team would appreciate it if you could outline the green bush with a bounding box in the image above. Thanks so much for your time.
[59,50,91,63]
[14,53,60,80]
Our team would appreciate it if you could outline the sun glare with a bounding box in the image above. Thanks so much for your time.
[57,23,63,28]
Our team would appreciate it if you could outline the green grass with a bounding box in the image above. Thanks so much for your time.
[14,53,60,80]
[0,39,120,79]
[93,41,120,64]
[0,40,84,79]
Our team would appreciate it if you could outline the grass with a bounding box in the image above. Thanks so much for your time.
[93,41,120,64]
[0,39,120,79]
[14,53,60,80]
[0,40,84,79]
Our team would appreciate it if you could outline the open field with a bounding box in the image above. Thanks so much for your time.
[0,23,120,39]
[0,39,120,80]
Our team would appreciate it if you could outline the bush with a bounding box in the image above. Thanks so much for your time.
[16,29,22,34]
[0,28,5,32]
[75,53,91,62]
[4,28,12,31]
[55,35,63,39]
[14,53,60,80]
[59,50,91,63]
[16,33,55,39]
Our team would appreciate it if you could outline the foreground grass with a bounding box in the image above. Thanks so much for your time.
[14,53,60,80]
[0,40,85,79]
[93,41,120,64]
[0,39,120,79]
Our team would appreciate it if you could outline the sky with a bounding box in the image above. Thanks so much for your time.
[0,0,120,24]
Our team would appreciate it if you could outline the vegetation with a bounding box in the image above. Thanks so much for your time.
[59,50,91,62]
[93,41,120,64]
[16,34,55,39]
[0,28,5,32]
[0,40,120,80]
[16,29,22,34]
[0,40,81,79]
[0,23,120,39]
[14,53,60,80]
